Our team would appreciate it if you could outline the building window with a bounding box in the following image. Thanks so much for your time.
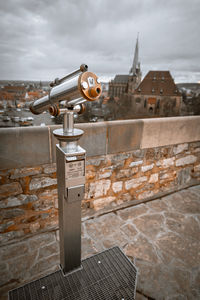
[157,99,160,109]
[149,107,153,113]
[136,97,141,104]
[144,99,147,108]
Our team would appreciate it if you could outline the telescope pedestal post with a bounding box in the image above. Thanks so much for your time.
[53,111,85,275]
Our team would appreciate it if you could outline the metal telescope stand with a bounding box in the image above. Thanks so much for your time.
[9,107,138,300]
[53,108,86,274]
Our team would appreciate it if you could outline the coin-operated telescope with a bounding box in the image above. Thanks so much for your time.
[30,64,101,115]
[29,64,102,274]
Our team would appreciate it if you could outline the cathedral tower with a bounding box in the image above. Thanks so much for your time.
[108,36,142,98]
[128,36,142,93]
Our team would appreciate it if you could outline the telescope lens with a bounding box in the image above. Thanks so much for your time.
[96,88,101,94]
[90,87,102,97]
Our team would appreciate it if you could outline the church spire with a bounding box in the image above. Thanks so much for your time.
[129,35,140,76]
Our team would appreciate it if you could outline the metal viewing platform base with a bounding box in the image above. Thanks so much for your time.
[9,246,137,300]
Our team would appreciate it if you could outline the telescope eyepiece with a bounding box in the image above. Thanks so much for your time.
[80,64,88,72]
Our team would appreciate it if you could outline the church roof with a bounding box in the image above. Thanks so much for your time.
[113,75,129,84]
[134,71,181,96]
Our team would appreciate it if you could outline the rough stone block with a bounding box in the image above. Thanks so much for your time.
[10,167,42,179]
[111,153,130,163]
[160,171,176,184]
[0,221,14,233]
[116,169,131,179]
[92,196,116,210]
[173,143,188,155]
[86,179,111,198]
[0,208,25,219]
[43,163,57,174]
[0,182,22,200]
[149,173,158,183]
[193,147,200,153]
[141,163,154,172]
[125,176,147,190]
[98,171,112,179]
[86,170,96,180]
[86,156,106,166]
[29,177,57,190]
[0,230,24,245]
[129,160,143,167]
[112,181,123,193]
[176,155,197,167]
[0,196,21,208]
[29,222,41,233]
[118,193,132,203]
[157,157,175,168]
[33,189,57,210]
[194,164,200,172]
[131,149,145,158]
[177,167,192,185]
[0,194,38,208]
[138,190,158,200]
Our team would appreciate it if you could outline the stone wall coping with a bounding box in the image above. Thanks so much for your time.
[0,116,200,169]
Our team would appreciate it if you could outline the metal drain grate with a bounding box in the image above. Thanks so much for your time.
[9,246,137,300]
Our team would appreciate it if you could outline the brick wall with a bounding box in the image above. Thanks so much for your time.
[0,116,200,298]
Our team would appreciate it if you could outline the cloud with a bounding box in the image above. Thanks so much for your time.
[0,0,200,82]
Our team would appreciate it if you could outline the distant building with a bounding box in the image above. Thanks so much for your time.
[2,85,26,95]
[0,85,26,103]
[108,37,141,98]
[132,71,182,116]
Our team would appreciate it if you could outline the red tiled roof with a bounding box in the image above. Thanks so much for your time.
[28,91,40,97]
[2,86,26,93]
[0,91,15,100]
[134,71,181,96]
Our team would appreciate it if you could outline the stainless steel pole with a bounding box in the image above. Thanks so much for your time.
[54,110,85,275]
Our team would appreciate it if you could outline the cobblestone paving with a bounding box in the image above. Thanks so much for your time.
[82,185,200,299]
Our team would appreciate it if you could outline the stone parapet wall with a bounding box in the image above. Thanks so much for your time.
[0,116,200,298]
[0,141,200,248]
[0,163,58,246]
[84,142,200,211]
[1,116,200,169]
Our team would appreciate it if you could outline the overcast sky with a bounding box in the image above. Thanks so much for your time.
[0,0,200,83]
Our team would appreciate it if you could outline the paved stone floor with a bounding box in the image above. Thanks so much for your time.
[82,185,200,300]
